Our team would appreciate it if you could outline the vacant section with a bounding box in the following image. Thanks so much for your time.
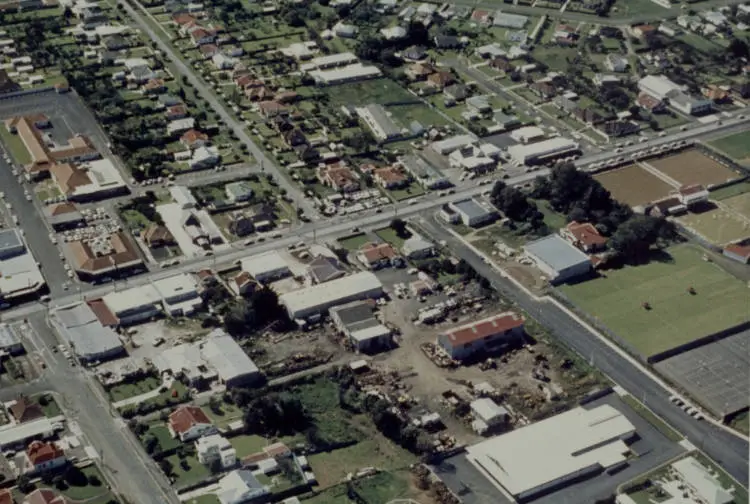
[559,245,750,358]
[655,330,750,419]
[675,204,750,246]
[594,165,673,207]
[650,150,739,187]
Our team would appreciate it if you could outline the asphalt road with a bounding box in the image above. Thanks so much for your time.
[419,216,750,486]
[116,0,318,219]
[20,313,179,504]
[449,0,749,25]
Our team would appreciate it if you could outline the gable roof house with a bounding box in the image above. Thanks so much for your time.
[357,242,402,269]
[405,62,435,81]
[9,395,44,423]
[307,255,346,284]
[560,221,607,253]
[373,165,408,189]
[25,441,66,474]
[426,70,456,90]
[168,405,217,441]
[180,129,209,149]
[318,164,360,193]
[530,80,557,100]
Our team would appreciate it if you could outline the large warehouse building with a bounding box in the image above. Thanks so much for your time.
[466,405,636,501]
[523,234,592,283]
[507,137,579,165]
[279,271,383,320]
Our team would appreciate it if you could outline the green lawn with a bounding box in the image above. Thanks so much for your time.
[709,131,750,162]
[621,395,683,442]
[323,78,416,106]
[0,126,32,165]
[303,485,354,504]
[107,376,161,403]
[709,181,750,201]
[559,245,750,358]
[352,471,416,504]
[142,424,181,453]
[120,209,154,231]
[164,454,209,488]
[308,440,417,488]
[31,394,61,418]
[185,495,221,504]
[229,434,268,457]
[388,182,426,202]
[202,401,244,428]
[375,227,408,249]
[39,465,113,502]
[385,103,450,128]
[338,233,372,251]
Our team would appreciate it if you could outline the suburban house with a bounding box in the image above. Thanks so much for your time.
[426,70,456,90]
[437,312,525,360]
[357,242,402,269]
[373,165,408,189]
[307,255,346,284]
[216,469,269,504]
[196,434,237,469]
[604,54,629,73]
[318,164,360,193]
[143,224,176,248]
[25,441,66,474]
[9,395,45,423]
[168,405,217,441]
[406,62,435,82]
[180,129,209,149]
[560,221,607,253]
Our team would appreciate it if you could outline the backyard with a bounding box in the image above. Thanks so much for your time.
[107,375,162,402]
[559,245,750,358]
[337,233,371,251]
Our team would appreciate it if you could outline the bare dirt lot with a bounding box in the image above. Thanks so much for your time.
[594,164,673,207]
[372,296,606,444]
[649,150,740,187]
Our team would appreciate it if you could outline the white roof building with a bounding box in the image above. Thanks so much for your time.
[637,75,682,100]
[507,137,579,165]
[493,11,528,28]
[167,118,196,135]
[56,158,128,201]
[52,302,124,362]
[300,52,359,71]
[523,234,591,283]
[670,457,733,504]
[280,41,317,60]
[188,146,220,170]
[279,271,383,320]
[0,229,45,300]
[152,273,202,315]
[510,126,546,144]
[431,134,477,155]
[169,185,197,209]
[196,434,236,468]
[240,251,291,283]
[217,470,269,504]
[380,26,407,40]
[466,405,635,500]
[309,63,382,85]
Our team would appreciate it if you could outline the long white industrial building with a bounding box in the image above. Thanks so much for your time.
[507,137,579,165]
[466,404,635,501]
[279,271,383,320]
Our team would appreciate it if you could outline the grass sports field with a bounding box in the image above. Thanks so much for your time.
[675,204,750,245]
[559,245,750,358]
[708,131,750,164]
[723,191,750,220]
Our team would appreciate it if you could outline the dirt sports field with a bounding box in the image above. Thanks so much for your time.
[593,164,673,207]
[649,150,739,187]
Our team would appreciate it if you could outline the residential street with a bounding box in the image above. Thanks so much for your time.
[418,215,750,487]
[116,0,319,219]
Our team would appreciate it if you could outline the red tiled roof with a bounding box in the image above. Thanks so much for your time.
[48,202,79,216]
[0,488,12,504]
[169,406,212,435]
[26,441,64,466]
[359,242,397,263]
[443,312,524,346]
[23,489,67,504]
[725,243,750,259]
[374,166,406,184]
[566,221,607,248]
[678,184,707,196]
[180,129,208,145]
[87,298,118,326]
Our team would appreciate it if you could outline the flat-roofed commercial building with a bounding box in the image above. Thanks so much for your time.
[507,137,579,165]
[438,312,524,360]
[466,405,636,501]
[279,271,383,320]
[523,234,591,283]
[0,229,45,301]
[356,104,401,142]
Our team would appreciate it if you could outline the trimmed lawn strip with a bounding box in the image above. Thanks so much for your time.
[0,126,32,165]
[107,376,161,402]
[338,233,371,251]
[709,131,750,161]
[375,227,408,249]
[621,395,683,442]
[710,181,750,201]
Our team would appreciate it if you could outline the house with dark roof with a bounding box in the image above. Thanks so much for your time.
[434,34,461,49]
[143,224,176,248]
[0,69,19,94]
[307,255,346,284]
[426,70,456,90]
[598,119,640,138]
[9,395,44,423]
